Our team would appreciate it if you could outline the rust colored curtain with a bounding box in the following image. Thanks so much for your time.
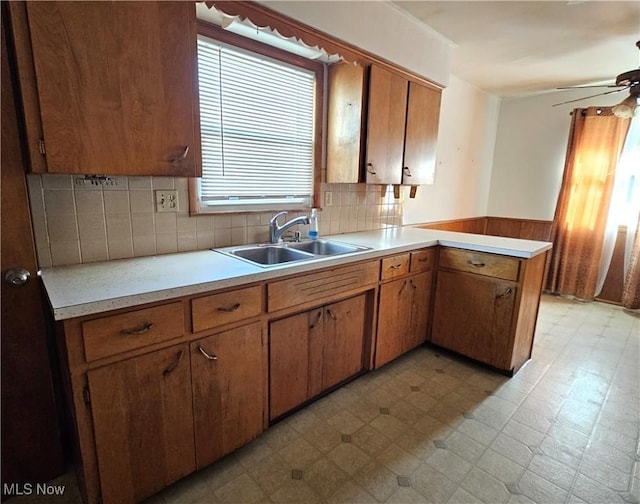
[622,219,640,309]
[546,107,631,300]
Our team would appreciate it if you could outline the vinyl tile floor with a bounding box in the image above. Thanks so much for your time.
[11,295,640,504]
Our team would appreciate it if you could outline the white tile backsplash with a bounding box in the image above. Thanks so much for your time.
[26,175,405,267]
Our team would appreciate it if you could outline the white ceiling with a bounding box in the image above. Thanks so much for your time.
[392,1,640,98]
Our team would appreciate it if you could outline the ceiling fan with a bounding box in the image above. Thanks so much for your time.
[552,40,640,118]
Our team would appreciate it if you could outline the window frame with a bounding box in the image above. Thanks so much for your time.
[189,21,324,215]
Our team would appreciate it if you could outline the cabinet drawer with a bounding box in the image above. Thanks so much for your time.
[268,261,379,312]
[381,254,410,280]
[192,286,262,333]
[410,249,435,273]
[82,302,184,362]
[438,248,520,281]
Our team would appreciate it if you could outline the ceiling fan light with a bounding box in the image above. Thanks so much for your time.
[612,95,637,118]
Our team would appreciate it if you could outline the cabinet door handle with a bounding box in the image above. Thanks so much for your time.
[366,163,376,175]
[171,146,189,164]
[198,346,218,361]
[403,167,412,177]
[399,280,408,295]
[309,310,322,329]
[496,287,513,299]
[467,260,486,268]
[217,303,240,313]
[325,308,337,320]
[120,322,154,335]
[163,350,184,378]
[410,279,417,289]
[390,264,403,270]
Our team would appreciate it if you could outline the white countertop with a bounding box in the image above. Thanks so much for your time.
[40,227,551,320]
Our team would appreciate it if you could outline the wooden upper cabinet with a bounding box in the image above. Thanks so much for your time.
[21,2,201,176]
[326,62,441,185]
[365,65,407,185]
[403,82,441,185]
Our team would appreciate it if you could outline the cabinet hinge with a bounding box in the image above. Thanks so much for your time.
[38,139,46,155]
[82,386,91,406]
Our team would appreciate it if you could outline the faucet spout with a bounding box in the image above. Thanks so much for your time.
[269,211,310,243]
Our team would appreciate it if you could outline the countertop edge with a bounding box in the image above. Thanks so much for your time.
[43,228,552,321]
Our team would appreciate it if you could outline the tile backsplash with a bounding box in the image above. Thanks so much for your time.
[27,174,405,267]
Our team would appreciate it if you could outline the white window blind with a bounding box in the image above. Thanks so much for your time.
[197,35,316,211]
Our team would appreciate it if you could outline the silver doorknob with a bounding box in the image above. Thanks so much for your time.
[5,268,31,287]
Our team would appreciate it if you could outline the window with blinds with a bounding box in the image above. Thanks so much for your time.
[196,35,316,212]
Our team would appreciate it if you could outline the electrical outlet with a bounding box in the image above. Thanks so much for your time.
[325,191,333,207]
[155,190,178,212]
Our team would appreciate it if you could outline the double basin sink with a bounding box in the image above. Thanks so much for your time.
[216,239,370,267]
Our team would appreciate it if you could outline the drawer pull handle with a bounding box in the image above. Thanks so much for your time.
[467,260,486,268]
[326,309,337,321]
[366,163,376,175]
[309,311,322,329]
[120,322,154,335]
[418,258,429,263]
[198,346,218,361]
[163,350,184,378]
[399,280,408,295]
[217,303,240,313]
[496,287,513,299]
[171,146,189,164]
[390,264,403,270]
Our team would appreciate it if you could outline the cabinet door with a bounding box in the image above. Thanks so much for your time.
[26,2,200,176]
[88,345,195,503]
[405,271,433,352]
[432,270,516,369]
[191,322,264,468]
[365,65,407,184]
[269,308,323,420]
[326,62,366,183]
[322,295,367,389]
[375,278,412,368]
[403,82,441,185]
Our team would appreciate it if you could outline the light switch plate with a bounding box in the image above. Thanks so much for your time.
[325,191,333,207]
[155,190,178,212]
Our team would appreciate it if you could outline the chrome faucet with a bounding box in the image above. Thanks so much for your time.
[269,211,310,243]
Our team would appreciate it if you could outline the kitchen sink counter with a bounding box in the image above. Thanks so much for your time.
[40,226,551,320]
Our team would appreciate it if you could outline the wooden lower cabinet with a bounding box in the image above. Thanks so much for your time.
[269,294,367,420]
[375,271,432,368]
[87,344,195,504]
[430,248,547,374]
[191,322,265,468]
[431,270,516,370]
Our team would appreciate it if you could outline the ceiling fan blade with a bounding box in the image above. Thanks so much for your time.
[556,85,621,89]
[552,87,628,107]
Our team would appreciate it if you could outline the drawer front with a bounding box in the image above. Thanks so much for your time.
[268,260,379,312]
[438,248,520,281]
[381,254,410,280]
[192,286,262,333]
[83,302,184,362]
[410,249,435,273]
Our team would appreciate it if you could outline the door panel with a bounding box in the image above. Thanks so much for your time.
[1,11,64,486]
[88,345,195,503]
[366,65,407,184]
[405,271,432,351]
[191,322,264,468]
[403,82,440,185]
[375,278,411,368]
[322,295,366,389]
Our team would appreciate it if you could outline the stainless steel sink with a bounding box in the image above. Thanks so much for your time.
[288,239,367,256]
[229,246,314,266]
[215,239,370,267]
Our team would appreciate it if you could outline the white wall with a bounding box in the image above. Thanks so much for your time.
[403,75,500,224]
[488,89,624,220]
[262,0,452,87]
